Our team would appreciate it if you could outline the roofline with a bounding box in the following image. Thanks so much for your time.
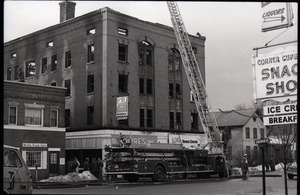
[4,80,66,91]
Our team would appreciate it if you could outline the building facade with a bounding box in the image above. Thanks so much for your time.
[212,108,267,167]
[3,2,206,133]
[3,81,66,180]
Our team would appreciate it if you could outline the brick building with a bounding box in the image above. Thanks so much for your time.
[3,2,207,167]
[3,81,66,180]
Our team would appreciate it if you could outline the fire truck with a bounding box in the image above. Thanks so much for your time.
[104,2,230,182]
[104,143,227,182]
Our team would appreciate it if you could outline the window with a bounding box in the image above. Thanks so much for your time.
[87,106,94,126]
[245,127,250,139]
[191,113,198,130]
[119,74,128,93]
[253,128,257,139]
[170,112,174,129]
[65,109,70,127]
[50,82,56,86]
[25,61,36,77]
[14,65,19,80]
[146,79,152,95]
[50,153,58,165]
[51,55,57,71]
[147,109,153,128]
[260,128,265,138]
[65,51,71,68]
[9,106,17,125]
[176,112,182,130]
[176,83,181,98]
[169,83,174,98]
[50,109,58,127]
[65,79,71,97]
[4,149,22,167]
[7,67,12,80]
[118,27,128,36]
[174,57,180,71]
[25,108,43,126]
[87,28,96,35]
[139,78,144,94]
[41,57,47,74]
[25,151,42,168]
[168,55,173,71]
[87,74,94,93]
[87,44,95,63]
[11,53,17,58]
[46,41,54,47]
[118,44,128,62]
[140,109,145,128]
[169,48,181,71]
[138,41,153,66]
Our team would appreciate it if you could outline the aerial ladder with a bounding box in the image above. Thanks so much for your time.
[167,2,229,176]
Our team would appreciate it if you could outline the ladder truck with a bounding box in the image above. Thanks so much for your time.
[167,1,229,174]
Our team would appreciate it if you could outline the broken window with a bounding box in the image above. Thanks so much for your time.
[65,79,71,97]
[118,44,128,62]
[25,61,36,77]
[87,74,94,93]
[51,55,57,71]
[118,27,128,36]
[138,41,153,66]
[11,53,17,58]
[87,44,95,63]
[87,28,96,35]
[176,83,181,98]
[46,41,54,47]
[41,57,47,74]
[65,51,71,68]
[118,74,128,93]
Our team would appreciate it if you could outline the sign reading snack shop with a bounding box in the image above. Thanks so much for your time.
[253,47,297,101]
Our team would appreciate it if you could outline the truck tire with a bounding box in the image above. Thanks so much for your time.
[287,174,294,179]
[152,165,165,182]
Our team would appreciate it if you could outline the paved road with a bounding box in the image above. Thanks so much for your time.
[34,172,297,195]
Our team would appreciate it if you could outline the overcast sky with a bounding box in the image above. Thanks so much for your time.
[3,1,298,111]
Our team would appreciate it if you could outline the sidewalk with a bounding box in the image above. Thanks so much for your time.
[229,170,283,179]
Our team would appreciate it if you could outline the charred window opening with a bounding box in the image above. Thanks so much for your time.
[87,74,94,93]
[25,61,36,77]
[46,41,54,48]
[41,57,47,74]
[7,67,12,80]
[87,44,95,63]
[87,28,96,35]
[138,41,153,66]
[51,55,57,71]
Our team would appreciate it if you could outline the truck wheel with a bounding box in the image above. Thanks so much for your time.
[152,165,165,182]
[287,174,294,179]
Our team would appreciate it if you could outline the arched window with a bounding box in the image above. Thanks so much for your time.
[138,40,154,66]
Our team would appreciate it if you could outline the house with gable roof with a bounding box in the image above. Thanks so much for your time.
[212,108,266,167]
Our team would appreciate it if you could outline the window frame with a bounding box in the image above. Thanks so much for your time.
[245,127,250,139]
[65,79,71,97]
[50,109,58,127]
[87,44,95,63]
[51,55,57,72]
[87,74,95,94]
[8,106,17,125]
[41,57,48,74]
[65,51,72,68]
[25,61,36,78]
[24,108,43,127]
[87,28,96,35]
[118,74,128,93]
[118,44,128,63]
[7,67,12,80]
[65,109,71,127]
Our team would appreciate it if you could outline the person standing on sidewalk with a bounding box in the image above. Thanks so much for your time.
[241,154,249,180]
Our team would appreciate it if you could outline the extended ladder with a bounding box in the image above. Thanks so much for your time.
[167,1,221,147]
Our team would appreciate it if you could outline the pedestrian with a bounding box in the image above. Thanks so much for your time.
[74,157,80,173]
[241,154,249,180]
[83,157,90,171]
[270,157,275,172]
[97,158,104,180]
[91,158,98,178]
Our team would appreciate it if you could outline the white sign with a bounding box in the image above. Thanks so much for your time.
[263,114,297,125]
[253,47,297,100]
[22,143,47,147]
[116,96,128,118]
[261,2,293,32]
[169,134,208,149]
[263,103,297,116]
[60,158,65,165]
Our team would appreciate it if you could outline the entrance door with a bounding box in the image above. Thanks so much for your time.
[49,151,59,175]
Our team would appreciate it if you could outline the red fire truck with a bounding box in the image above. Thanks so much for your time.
[104,143,227,182]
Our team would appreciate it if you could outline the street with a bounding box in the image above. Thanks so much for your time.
[34,172,297,195]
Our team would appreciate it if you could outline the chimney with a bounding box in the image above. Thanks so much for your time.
[59,1,76,23]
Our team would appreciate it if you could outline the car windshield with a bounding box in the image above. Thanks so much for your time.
[3,149,22,167]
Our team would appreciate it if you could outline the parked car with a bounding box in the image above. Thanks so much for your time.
[3,145,33,194]
[287,161,297,179]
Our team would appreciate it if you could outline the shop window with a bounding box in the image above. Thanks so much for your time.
[246,127,250,139]
[87,74,94,94]
[119,74,128,93]
[65,79,71,97]
[25,108,43,126]
[118,44,128,62]
[41,57,47,74]
[51,55,57,71]
[25,61,36,77]
[25,151,42,169]
[253,128,257,139]
[7,67,12,80]
[87,44,95,63]
[65,51,71,68]
[9,106,17,125]
[65,109,70,127]
[87,106,94,126]
[87,28,96,35]
[50,109,58,127]
[118,27,128,36]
